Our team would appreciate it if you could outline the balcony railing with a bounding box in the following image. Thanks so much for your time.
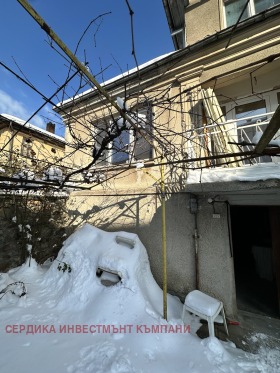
[189,111,277,166]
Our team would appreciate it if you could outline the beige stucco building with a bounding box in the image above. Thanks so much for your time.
[0,113,65,179]
[56,1,280,319]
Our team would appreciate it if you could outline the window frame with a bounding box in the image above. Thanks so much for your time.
[219,94,276,163]
[223,0,280,28]
[93,107,153,167]
[21,137,33,158]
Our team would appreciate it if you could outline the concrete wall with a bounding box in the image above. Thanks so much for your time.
[66,190,237,317]
[66,191,194,297]
[196,198,237,316]
[185,0,222,46]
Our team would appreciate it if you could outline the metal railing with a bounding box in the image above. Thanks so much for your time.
[191,111,277,165]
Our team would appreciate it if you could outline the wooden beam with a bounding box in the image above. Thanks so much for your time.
[255,105,280,154]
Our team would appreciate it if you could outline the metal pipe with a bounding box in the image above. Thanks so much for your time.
[161,163,167,320]
[194,218,199,289]
[190,196,199,289]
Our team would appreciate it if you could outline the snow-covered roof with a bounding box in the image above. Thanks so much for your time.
[0,113,65,143]
[187,163,280,184]
[56,52,175,108]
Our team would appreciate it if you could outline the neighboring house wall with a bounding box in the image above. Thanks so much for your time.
[0,115,67,271]
[0,115,65,176]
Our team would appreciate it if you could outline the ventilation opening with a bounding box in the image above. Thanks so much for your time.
[96,267,122,287]
[115,235,135,249]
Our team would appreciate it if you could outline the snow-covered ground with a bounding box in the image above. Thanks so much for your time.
[0,224,278,372]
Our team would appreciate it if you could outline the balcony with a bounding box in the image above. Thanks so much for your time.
[191,110,279,167]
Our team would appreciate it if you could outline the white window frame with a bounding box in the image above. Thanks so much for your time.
[223,0,252,28]
[111,111,153,164]
[219,93,280,163]
[223,0,280,28]
[94,109,153,167]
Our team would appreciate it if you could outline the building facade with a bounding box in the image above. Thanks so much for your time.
[57,1,280,318]
[0,114,65,180]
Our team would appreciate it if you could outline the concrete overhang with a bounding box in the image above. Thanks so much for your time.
[186,178,280,206]
[185,163,280,205]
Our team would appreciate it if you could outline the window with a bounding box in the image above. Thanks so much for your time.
[224,0,280,27]
[111,129,130,164]
[111,110,153,164]
[235,100,267,143]
[234,99,271,162]
[224,0,249,26]
[94,124,110,166]
[93,108,153,166]
[255,0,280,13]
[235,100,267,127]
[21,138,33,157]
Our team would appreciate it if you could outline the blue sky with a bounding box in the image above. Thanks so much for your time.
[0,0,174,136]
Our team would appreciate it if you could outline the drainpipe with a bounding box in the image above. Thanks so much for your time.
[194,214,199,289]
[9,121,15,167]
[161,162,167,321]
[190,195,199,289]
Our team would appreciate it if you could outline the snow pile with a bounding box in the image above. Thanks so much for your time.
[42,224,181,321]
[13,169,35,181]
[0,224,273,372]
[43,166,63,182]
[187,163,280,184]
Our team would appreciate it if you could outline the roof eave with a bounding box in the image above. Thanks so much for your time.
[56,5,280,111]
[162,0,188,50]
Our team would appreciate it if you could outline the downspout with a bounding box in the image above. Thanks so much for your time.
[190,195,199,289]
[9,121,15,167]
[194,212,199,289]
[161,162,168,320]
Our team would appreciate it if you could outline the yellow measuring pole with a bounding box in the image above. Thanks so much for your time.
[161,162,167,320]
[143,163,167,320]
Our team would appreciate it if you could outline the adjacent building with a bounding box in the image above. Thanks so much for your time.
[0,113,65,179]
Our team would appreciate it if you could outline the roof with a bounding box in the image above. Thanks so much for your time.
[55,52,175,109]
[162,0,188,50]
[56,4,280,111]
[0,113,65,144]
